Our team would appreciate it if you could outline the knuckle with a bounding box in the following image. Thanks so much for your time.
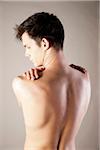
[28,69,32,75]
[34,68,38,73]
[29,68,32,72]
[28,70,30,74]
[24,72,27,75]
[22,73,25,76]
[29,68,31,72]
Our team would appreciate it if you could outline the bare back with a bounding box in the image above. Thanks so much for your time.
[12,65,91,150]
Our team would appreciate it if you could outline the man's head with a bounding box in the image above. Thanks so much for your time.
[14,12,65,67]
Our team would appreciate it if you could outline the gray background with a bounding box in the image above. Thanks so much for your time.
[0,1,99,150]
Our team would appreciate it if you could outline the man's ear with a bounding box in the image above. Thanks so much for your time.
[41,38,49,51]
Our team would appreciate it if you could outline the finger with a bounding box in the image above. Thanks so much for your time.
[34,68,39,79]
[69,64,86,74]
[37,65,45,68]
[31,76,35,80]
[24,72,27,77]
[36,67,45,72]
[77,66,86,73]
[75,66,85,73]
[36,66,45,70]
[26,71,31,80]
[29,68,35,80]
[22,73,26,77]
[22,72,28,79]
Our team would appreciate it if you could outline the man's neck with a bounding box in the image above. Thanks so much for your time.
[42,47,68,70]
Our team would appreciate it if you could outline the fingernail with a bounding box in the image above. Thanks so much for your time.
[36,76,39,79]
[32,77,35,80]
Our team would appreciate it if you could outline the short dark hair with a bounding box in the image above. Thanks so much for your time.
[14,12,65,50]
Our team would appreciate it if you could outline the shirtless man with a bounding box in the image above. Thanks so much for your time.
[12,12,91,150]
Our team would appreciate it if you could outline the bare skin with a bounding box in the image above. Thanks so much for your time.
[12,64,91,150]
[12,31,91,150]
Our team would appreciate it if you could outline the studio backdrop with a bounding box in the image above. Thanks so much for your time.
[0,1,99,150]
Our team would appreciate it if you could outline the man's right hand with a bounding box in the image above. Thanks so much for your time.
[22,65,45,81]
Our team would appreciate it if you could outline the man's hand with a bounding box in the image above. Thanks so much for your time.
[22,65,45,80]
[69,64,90,80]
[69,64,87,74]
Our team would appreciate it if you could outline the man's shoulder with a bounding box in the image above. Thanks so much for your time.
[68,64,91,101]
[12,76,23,91]
[68,64,91,93]
[12,75,49,95]
[68,64,90,82]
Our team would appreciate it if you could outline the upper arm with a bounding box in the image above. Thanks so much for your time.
[12,76,36,107]
[12,76,23,107]
[12,76,50,128]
